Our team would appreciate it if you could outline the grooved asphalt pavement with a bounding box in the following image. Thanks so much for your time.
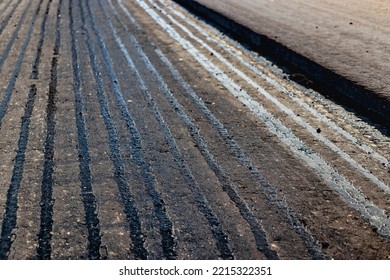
[0,0,389,260]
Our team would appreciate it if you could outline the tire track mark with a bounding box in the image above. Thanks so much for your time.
[69,0,102,260]
[85,0,176,260]
[147,55,278,259]
[0,85,37,259]
[0,0,34,71]
[108,0,140,29]
[31,0,53,80]
[155,48,327,260]
[36,56,57,259]
[0,0,20,37]
[53,0,61,56]
[78,0,147,260]
[0,0,45,258]
[35,0,62,259]
[0,0,36,128]
[102,0,234,259]
[117,0,278,259]
[136,0,390,240]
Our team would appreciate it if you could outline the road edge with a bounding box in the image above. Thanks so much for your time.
[173,0,390,129]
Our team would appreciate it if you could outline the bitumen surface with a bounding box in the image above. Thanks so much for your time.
[0,0,389,260]
[174,0,390,127]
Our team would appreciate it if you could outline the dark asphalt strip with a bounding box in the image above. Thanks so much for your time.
[156,49,327,260]
[79,0,148,260]
[101,0,234,259]
[36,0,62,259]
[0,0,20,36]
[0,0,36,128]
[36,56,57,260]
[0,0,46,257]
[69,0,102,260]
[30,0,53,80]
[118,0,277,259]
[0,0,34,71]
[0,85,37,259]
[0,0,52,259]
[85,0,176,260]
[53,0,62,56]
[147,59,279,260]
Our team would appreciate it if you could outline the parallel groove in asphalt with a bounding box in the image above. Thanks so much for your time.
[117,0,278,259]
[0,0,20,37]
[0,0,14,18]
[69,0,102,260]
[136,0,390,239]
[84,0,177,260]
[159,0,389,170]
[102,0,234,259]
[0,0,388,260]
[162,0,318,220]
[0,85,37,259]
[36,56,58,260]
[30,0,53,80]
[0,0,46,258]
[36,0,63,259]
[0,0,33,71]
[144,53,279,259]
[109,0,140,29]
[147,0,389,194]
[155,48,326,260]
[53,0,61,56]
[0,0,34,128]
[298,87,390,145]
[103,2,238,259]
[79,0,147,260]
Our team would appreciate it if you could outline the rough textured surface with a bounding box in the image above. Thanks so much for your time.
[181,0,390,124]
[0,0,389,260]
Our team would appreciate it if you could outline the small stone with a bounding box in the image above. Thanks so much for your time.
[321,241,330,249]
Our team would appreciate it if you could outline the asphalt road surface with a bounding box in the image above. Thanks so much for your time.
[0,0,389,260]
[184,0,390,123]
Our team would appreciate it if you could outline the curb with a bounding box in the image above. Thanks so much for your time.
[173,0,390,128]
